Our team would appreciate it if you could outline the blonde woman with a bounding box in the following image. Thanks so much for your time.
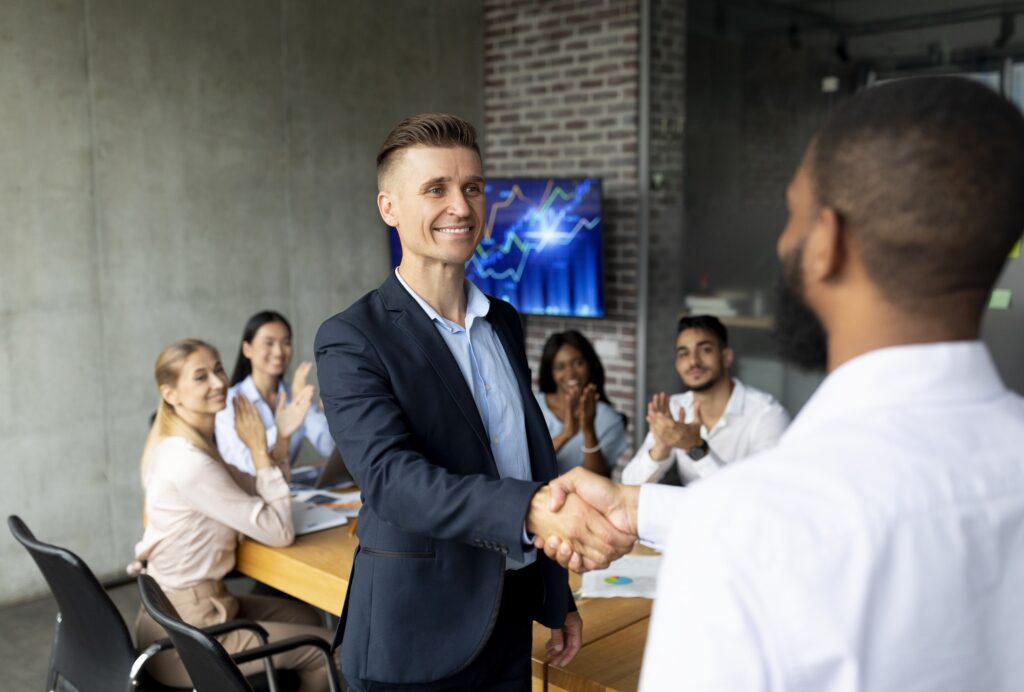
[133,339,332,691]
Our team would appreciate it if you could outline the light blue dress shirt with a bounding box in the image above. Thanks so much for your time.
[394,269,535,569]
[215,375,335,475]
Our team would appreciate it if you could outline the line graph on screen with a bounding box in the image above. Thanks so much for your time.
[469,178,604,317]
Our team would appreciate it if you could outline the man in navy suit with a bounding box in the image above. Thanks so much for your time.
[314,113,634,690]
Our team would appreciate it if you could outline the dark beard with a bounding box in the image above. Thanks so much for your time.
[773,243,829,371]
[687,373,720,393]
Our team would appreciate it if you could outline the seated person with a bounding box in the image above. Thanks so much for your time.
[216,310,335,475]
[535,330,628,476]
[133,338,332,691]
[622,315,790,485]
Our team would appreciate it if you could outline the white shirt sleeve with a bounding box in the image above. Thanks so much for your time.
[746,404,791,456]
[622,432,678,485]
[640,516,772,691]
[691,447,727,478]
[302,405,336,458]
[635,483,686,549]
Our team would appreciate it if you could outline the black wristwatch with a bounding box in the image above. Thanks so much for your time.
[687,440,709,461]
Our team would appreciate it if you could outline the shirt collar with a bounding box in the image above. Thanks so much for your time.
[239,374,261,400]
[238,374,286,403]
[783,340,1005,442]
[394,268,490,332]
[684,378,745,431]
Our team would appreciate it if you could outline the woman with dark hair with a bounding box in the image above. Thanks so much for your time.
[536,330,628,476]
[215,310,335,475]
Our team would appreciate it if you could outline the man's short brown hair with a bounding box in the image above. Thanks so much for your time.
[376,113,481,188]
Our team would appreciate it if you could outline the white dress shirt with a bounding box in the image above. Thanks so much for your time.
[621,379,789,485]
[638,341,1024,691]
[215,375,335,475]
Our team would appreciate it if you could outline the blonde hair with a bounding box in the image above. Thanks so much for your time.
[141,338,225,486]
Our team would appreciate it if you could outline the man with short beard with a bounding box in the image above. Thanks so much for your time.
[540,76,1024,691]
[621,314,790,485]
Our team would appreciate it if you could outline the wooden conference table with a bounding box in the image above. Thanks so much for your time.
[237,526,652,691]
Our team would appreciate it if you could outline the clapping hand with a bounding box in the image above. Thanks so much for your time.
[561,383,581,440]
[291,361,312,393]
[234,395,270,469]
[578,383,598,432]
[647,393,702,459]
[274,378,315,439]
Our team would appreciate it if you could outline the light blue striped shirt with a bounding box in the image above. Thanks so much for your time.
[395,269,535,569]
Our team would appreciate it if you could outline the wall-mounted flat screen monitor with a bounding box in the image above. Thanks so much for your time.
[388,177,604,318]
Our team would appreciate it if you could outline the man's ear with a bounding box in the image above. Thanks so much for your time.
[807,207,845,283]
[722,347,734,370]
[378,191,398,227]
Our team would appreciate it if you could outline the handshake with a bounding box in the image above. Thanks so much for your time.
[525,468,642,574]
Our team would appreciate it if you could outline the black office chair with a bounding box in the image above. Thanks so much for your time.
[6,515,295,692]
[138,574,342,692]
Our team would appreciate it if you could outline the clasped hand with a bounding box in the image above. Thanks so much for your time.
[526,467,640,574]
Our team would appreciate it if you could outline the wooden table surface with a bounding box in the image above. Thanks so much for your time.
[236,525,356,615]
[237,527,652,690]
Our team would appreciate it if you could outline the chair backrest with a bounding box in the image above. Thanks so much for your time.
[137,574,253,692]
[7,515,140,692]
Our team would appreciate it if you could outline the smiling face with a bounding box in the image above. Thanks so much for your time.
[242,320,293,379]
[675,328,732,392]
[377,145,485,272]
[161,347,228,416]
[551,344,591,395]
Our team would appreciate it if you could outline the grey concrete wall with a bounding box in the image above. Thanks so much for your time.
[0,0,482,606]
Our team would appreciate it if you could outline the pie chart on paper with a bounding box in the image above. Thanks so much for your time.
[604,576,634,585]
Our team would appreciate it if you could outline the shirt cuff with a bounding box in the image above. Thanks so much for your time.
[637,483,681,550]
[692,451,723,478]
[623,450,673,485]
[254,467,290,502]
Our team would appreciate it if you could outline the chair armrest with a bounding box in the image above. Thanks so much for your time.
[230,635,342,691]
[201,619,270,644]
[129,622,271,683]
[130,640,173,682]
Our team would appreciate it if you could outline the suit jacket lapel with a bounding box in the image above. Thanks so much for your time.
[378,275,493,458]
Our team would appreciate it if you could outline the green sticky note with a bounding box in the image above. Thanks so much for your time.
[1011,239,1022,259]
[989,289,1013,310]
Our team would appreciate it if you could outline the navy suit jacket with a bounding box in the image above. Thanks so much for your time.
[314,273,573,684]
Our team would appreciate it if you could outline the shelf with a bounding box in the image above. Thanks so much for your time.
[677,311,775,331]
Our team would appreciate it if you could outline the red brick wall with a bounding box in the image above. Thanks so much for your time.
[482,0,641,458]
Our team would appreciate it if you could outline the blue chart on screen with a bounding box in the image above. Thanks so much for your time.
[389,178,604,318]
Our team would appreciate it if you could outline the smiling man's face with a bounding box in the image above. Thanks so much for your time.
[379,145,485,272]
[675,328,731,392]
